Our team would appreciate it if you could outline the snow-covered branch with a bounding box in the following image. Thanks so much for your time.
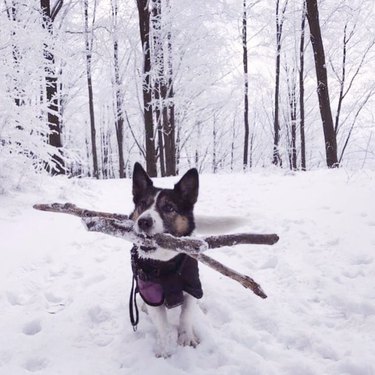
[34,202,279,298]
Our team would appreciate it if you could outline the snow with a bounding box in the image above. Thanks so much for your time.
[1,170,375,374]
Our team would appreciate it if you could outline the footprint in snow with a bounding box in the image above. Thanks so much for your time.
[326,238,340,246]
[22,320,42,336]
[88,305,111,324]
[6,291,34,306]
[44,292,67,314]
[22,358,48,372]
[44,291,64,303]
[350,255,373,266]
[86,306,115,347]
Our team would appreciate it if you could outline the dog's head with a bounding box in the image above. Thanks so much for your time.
[130,163,199,242]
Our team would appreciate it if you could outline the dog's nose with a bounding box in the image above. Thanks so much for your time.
[138,216,153,232]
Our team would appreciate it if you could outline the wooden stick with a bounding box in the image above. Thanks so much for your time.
[194,253,267,298]
[34,202,277,298]
[33,202,129,221]
[33,203,279,249]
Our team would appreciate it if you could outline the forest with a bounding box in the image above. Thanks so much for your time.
[1,0,374,188]
[1,1,375,372]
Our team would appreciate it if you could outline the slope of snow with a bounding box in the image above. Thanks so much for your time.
[0,170,374,375]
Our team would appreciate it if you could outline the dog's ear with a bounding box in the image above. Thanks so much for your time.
[174,168,199,206]
[132,162,153,202]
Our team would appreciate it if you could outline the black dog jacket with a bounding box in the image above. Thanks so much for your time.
[129,245,203,329]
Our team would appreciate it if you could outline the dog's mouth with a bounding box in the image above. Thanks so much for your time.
[139,244,157,253]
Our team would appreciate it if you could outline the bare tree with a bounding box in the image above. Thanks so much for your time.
[40,0,65,175]
[151,0,165,176]
[83,0,99,178]
[331,22,375,137]
[136,0,157,177]
[306,0,338,168]
[163,0,176,176]
[339,87,375,163]
[286,66,297,170]
[212,114,217,173]
[111,0,125,178]
[299,0,306,170]
[150,0,176,176]
[242,0,250,170]
[272,0,288,167]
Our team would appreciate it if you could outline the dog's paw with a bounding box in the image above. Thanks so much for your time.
[154,349,172,359]
[154,331,175,358]
[177,331,200,348]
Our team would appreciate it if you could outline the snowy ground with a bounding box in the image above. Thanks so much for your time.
[1,169,375,375]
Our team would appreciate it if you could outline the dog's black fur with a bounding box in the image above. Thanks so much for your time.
[129,163,202,357]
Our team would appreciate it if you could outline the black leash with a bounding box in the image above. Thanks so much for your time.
[129,274,139,331]
[129,245,139,331]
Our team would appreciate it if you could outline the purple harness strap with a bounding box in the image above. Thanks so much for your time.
[137,278,164,306]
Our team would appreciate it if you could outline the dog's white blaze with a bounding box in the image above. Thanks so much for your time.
[135,192,164,236]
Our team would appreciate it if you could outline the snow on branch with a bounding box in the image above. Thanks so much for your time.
[34,202,280,299]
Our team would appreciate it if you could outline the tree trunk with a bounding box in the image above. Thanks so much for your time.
[156,82,166,176]
[83,0,99,179]
[286,67,297,170]
[111,0,125,178]
[231,117,236,171]
[212,115,217,173]
[151,0,165,176]
[40,0,65,175]
[306,0,338,168]
[290,75,297,170]
[299,0,306,171]
[136,0,157,177]
[272,0,288,167]
[242,0,250,170]
[164,27,176,176]
[334,24,347,136]
[151,0,176,177]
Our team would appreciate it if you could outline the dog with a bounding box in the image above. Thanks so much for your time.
[129,162,203,357]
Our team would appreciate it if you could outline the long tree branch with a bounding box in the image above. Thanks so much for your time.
[33,203,279,249]
[34,202,279,298]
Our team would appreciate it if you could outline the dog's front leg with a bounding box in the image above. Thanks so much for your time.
[148,305,173,358]
[178,293,200,347]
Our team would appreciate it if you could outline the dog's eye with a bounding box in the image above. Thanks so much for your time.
[162,204,175,213]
